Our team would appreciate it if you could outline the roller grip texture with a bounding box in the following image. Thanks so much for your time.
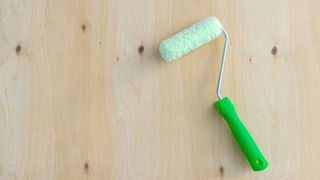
[214,97,268,171]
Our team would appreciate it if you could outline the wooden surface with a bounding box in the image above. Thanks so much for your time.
[1,0,320,179]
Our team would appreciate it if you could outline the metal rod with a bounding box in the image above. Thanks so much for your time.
[216,29,229,100]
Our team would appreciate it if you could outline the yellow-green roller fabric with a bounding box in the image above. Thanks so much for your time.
[159,17,223,62]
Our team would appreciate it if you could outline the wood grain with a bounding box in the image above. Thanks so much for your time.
[1,0,320,179]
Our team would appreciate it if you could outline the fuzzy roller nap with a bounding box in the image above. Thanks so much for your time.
[159,17,268,171]
[159,17,223,61]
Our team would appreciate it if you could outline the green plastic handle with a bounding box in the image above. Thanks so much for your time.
[214,97,268,171]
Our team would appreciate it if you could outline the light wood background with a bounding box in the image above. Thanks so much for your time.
[1,0,320,179]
